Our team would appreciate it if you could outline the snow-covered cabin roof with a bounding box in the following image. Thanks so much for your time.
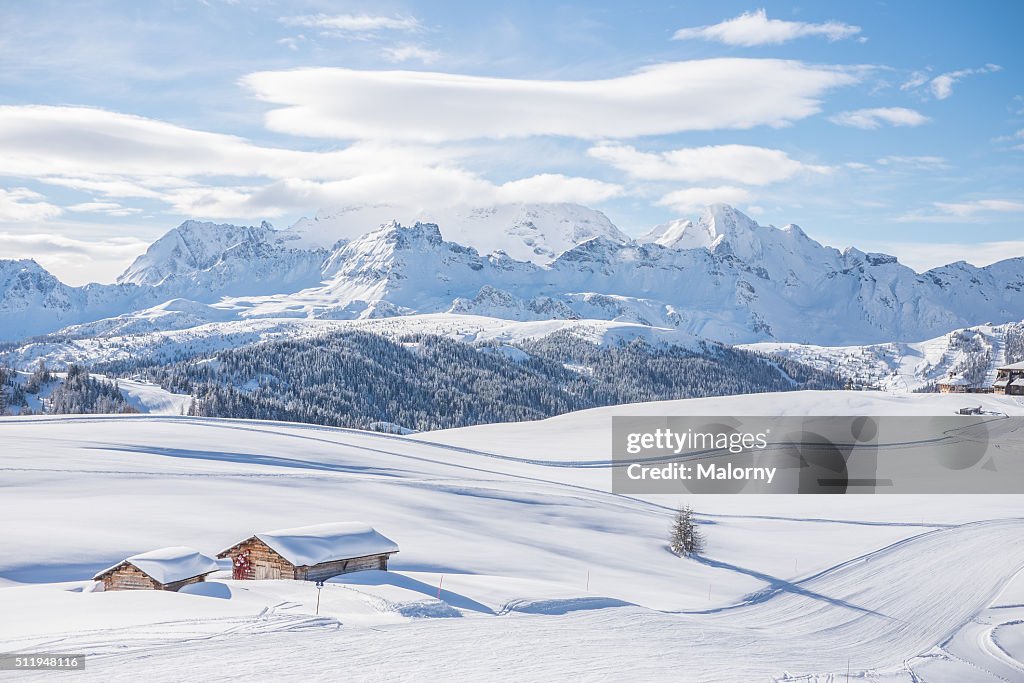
[997,361,1024,371]
[253,522,399,567]
[994,379,1010,387]
[94,546,219,584]
[1011,378,1024,387]
[939,376,972,385]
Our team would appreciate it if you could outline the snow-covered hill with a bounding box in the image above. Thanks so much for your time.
[4,203,1024,348]
[3,392,1024,680]
[745,320,1024,392]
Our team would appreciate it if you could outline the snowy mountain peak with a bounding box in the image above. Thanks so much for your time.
[118,220,275,286]
[638,218,709,250]
[0,258,50,280]
[697,204,767,261]
[288,202,627,265]
[451,202,629,262]
[370,220,445,248]
[640,205,767,255]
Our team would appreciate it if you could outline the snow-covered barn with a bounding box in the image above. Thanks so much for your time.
[938,374,981,393]
[93,546,219,591]
[217,522,399,582]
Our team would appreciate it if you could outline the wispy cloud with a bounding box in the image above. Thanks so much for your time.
[68,201,142,216]
[0,188,62,222]
[588,143,829,185]
[0,105,621,220]
[242,59,858,142]
[279,13,423,33]
[934,198,1024,217]
[895,198,1024,222]
[0,230,151,285]
[382,45,442,64]
[994,128,1024,151]
[276,35,305,51]
[875,155,949,169]
[929,64,1001,99]
[829,107,929,129]
[902,64,1001,100]
[657,186,751,213]
[672,9,862,47]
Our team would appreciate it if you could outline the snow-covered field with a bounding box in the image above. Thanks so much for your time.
[2,391,1024,681]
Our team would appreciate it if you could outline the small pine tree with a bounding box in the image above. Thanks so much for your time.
[669,504,704,557]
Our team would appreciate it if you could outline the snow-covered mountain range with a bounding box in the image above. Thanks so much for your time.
[3,202,1024,350]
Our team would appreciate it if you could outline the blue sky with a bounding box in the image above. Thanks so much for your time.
[1,0,1022,283]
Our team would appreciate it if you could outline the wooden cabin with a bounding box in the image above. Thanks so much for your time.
[218,522,399,582]
[992,361,1024,395]
[93,546,219,591]
[938,375,972,393]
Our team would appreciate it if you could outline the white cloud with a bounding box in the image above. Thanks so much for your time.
[0,188,62,222]
[893,198,1024,223]
[157,171,622,219]
[829,107,929,129]
[588,143,828,185]
[672,9,861,47]
[0,231,151,285]
[277,36,305,51]
[279,14,422,33]
[929,64,1000,100]
[68,201,142,216]
[656,186,751,213]
[900,71,930,92]
[241,59,859,142]
[492,174,621,204]
[0,105,620,220]
[875,155,949,169]
[383,45,442,64]
[0,105,451,182]
[934,199,1024,217]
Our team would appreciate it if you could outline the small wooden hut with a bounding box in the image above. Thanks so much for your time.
[93,546,219,591]
[218,522,399,582]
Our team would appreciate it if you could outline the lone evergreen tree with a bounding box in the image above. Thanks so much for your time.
[669,504,704,557]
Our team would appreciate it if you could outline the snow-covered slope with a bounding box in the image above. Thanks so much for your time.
[745,320,1024,392]
[2,393,1024,680]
